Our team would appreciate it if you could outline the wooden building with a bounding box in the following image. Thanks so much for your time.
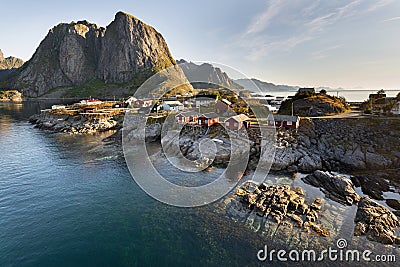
[198,112,219,126]
[215,99,232,114]
[224,114,250,130]
[175,111,199,124]
[268,115,300,129]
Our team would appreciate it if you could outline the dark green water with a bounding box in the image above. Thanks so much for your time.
[0,102,267,267]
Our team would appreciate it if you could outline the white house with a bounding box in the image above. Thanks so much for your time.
[80,99,102,105]
[125,96,137,107]
[52,105,66,110]
[193,95,218,108]
[162,101,184,111]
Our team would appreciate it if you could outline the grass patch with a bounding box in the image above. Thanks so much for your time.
[63,79,106,97]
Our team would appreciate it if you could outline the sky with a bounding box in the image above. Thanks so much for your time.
[0,0,399,89]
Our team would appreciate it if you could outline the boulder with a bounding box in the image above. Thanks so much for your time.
[386,199,400,210]
[237,181,328,236]
[302,170,360,205]
[354,197,400,245]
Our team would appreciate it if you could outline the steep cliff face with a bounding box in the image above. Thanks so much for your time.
[177,59,243,89]
[97,12,176,84]
[4,12,191,97]
[9,21,105,97]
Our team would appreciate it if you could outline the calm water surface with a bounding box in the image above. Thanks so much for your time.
[1,101,398,267]
[0,102,268,267]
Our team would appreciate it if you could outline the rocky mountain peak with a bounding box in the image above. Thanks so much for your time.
[0,49,24,71]
[2,12,191,98]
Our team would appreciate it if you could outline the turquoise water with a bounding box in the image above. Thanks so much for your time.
[1,102,398,267]
[0,102,268,267]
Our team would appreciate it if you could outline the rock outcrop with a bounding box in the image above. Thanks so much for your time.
[29,111,121,134]
[234,181,329,237]
[0,90,22,102]
[0,49,24,81]
[3,12,192,98]
[302,171,360,205]
[270,118,400,173]
[0,49,24,70]
[354,197,400,245]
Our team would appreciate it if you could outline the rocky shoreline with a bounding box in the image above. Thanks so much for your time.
[29,111,122,134]
[29,111,400,245]
[0,90,22,102]
[30,110,400,175]
[227,172,400,246]
[271,118,400,173]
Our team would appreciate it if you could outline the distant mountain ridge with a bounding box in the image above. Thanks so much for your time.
[177,59,243,90]
[235,78,298,93]
[0,49,24,70]
[1,12,192,98]
[0,49,24,80]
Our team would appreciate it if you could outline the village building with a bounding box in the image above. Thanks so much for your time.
[51,105,66,110]
[162,101,184,111]
[193,95,218,108]
[268,115,300,129]
[80,99,102,105]
[265,104,278,112]
[372,97,394,111]
[198,112,219,127]
[133,99,153,108]
[391,101,400,115]
[215,99,232,114]
[125,96,137,107]
[175,111,199,124]
[225,114,250,130]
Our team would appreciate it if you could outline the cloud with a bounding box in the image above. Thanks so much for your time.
[311,45,342,59]
[381,16,400,23]
[365,0,394,12]
[306,0,362,32]
[237,0,395,61]
[242,34,314,61]
[246,0,283,35]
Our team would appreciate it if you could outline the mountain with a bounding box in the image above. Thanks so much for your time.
[177,59,243,90]
[1,12,192,98]
[0,49,24,80]
[0,49,24,70]
[235,78,298,93]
